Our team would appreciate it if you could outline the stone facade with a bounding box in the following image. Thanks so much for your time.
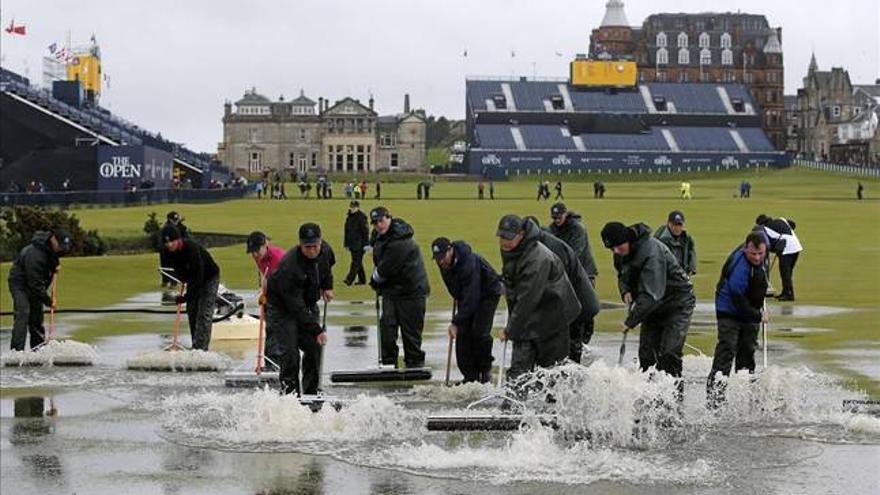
[589,3,785,149]
[796,54,880,165]
[218,90,426,174]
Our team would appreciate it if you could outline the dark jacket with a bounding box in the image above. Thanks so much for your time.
[548,212,598,278]
[370,218,430,297]
[526,219,600,319]
[715,247,767,323]
[266,241,335,335]
[501,222,581,341]
[163,239,220,302]
[344,209,369,251]
[614,223,694,329]
[654,225,697,275]
[7,231,59,305]
[439,241,503,326]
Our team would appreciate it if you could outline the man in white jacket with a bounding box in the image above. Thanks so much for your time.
[755,214,803,301]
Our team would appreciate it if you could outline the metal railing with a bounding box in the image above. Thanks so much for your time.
[0,186,253,207]
[794,159,880,177]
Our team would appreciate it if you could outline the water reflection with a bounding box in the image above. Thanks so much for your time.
[344,326,370,348]
[257,458,325,495]
[11,396,66,488]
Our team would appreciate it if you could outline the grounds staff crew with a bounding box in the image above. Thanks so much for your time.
[7,229,70,351]
[160,211,189,288]
[754,214,803,301]
[343,200,369,286]
[707,232,769,407]
[548,202,599,348]
[246,231,286,370]
[523,217,601,364]
[600,221,695,394]
[497,214,581,384]
[369,207,430,368]
[431,237,502,383]
[266,223,335,395]
[160,224,220,351]
[654,210,697,276]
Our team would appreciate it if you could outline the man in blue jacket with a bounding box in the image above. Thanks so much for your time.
[431,237,502,383]
[707,232,769,407]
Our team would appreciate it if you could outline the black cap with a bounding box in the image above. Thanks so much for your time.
[755,214,770,225]
[298,223,322,245]
[370,206,390,224]
[601,222,631,248]
[667,210,685,225]
[167,211,181,223]
[350,200,360,208]
[431,237,452,260]
[550,202,567,219]
[246,231,267,253]
[52,228,72,251]
[496,214,524,240]
[160,225,182,243]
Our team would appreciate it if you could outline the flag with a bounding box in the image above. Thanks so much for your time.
[555,52,563,57]
[48,42,58,54]
[462,49,468,57]
[5,20,26,35]
[511,49,516,58]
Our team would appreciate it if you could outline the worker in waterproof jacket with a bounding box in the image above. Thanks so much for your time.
[246,231,286,370]
[523,216,601,364]
[343,200,369,286]
[7,229,71,351]
[601,221,695,399]
[754,214,802,301]
[369,207,430,368]
[706,232,769,408]
[497,214,581,384]
[160,211,190,288]
[266,223,335,396]
[547,202,600,349]
[431,237,502,383]
[654,210,697,276]
[160,224,220,351]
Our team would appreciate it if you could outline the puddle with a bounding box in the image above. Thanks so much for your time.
[693,302,854,319]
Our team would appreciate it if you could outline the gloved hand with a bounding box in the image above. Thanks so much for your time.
[175,295,187,305]
[258,293,267,306]
[304,321,322,335]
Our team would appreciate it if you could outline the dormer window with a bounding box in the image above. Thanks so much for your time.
[656,32,667,47]
[700,48,712,65]
[699,32,710,48]
[656,47,669,65]
[550,95,564,110]
[678,48,690,65]
[493,94,507,110]
[720,32,732,49]
[722,48,733,66]
[677,32,689,48]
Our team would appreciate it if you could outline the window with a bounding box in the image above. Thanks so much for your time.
[723,71,736,82]
[678,48,690,65]
[248,128,260,143]
[721,49,733,66]
[744,72,754,83]
[249,151,262,173]
[700,48,711,65]
[288,152,296,168]
[720,32,732,49]
[854,107,862,116]
[653,96,668,112]
[299,128,307,140]
[492,94,507,110]
[380,133,395,147]
[677,32,688,48]
[550,95,564,110]
[311,152,318,168]
[298,154,307,171]
[679,71,689,82]
[656,32,667,47]
[390,153,399,169]
[832,106,841,117]
[656,48,668,65]
[656,70,667,82]
[700,71,711,82]
[699,32,710,48]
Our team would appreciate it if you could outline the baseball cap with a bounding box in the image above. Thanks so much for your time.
[667,210,685,225]
[298,223,322,245]
[431,237,452,260]
[370,206,390,224]
[601,222,631,248]
[166,211,181,223]
[160,225,181,243]
[496,214,524,240]
[246,231,267,253]
[350,200,360,208]
[52,228,72,251]
[550,202,567,219]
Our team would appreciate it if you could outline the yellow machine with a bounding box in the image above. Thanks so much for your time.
[65,40,102,99]
[570,59,637,88]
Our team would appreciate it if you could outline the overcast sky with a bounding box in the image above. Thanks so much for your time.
[1,0,878,152]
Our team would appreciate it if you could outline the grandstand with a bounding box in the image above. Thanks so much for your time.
[466,76,789,177]
[0,66,232,192]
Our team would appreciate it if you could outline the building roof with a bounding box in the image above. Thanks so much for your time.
[235,88,271,105]
[600,0,629,27]
[291,89,316,106]
[784,95,797,110]
[763,30,782,54]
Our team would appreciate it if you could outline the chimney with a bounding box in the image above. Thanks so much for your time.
[404,93,410,113]
[224,100,232,117]
[318,97,323,115]
[369,95,374,110]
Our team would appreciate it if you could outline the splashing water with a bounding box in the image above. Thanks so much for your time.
[0,339,98,367]
[125,349,231,371]
[410,382,497,403]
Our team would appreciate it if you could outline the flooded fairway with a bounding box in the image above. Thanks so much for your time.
[2,299,879,494]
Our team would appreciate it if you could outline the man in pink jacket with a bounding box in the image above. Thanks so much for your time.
[247,231,286,370]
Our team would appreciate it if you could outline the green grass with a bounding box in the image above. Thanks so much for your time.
[2,168,879,394]
[427,147,450,166]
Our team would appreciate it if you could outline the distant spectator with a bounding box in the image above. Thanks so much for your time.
[554,181,564,200]
[375,180,381,199]
[857,182,864,200]
[489,180,495,200]
[478,181,485,200]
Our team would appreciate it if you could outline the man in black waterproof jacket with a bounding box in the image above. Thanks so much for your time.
[548,202,600,349]
[601,222,695,389]
[160,211,190,288]
[160,224,220,351]
[654,210,697,276]
[343,200,369,286]
[497,215,581,383]
[7,229,71,351]
[523,217,601,364]
[706,232,769,407]
[369,207,430,368]
[266,223,335,395]
[431,237,502,383]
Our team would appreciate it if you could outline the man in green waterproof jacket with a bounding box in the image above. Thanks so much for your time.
[497,214,581,383]
[654,210,697,276]
[601,221,695,393]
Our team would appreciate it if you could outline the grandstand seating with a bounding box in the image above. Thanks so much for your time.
[519,125,576,150]
[667,126,739,151]
[581,129,670,151]
[508,81,560,111]
[475,125,517,149]
[737,127,776,152]
[467,81,504,111]
[570,89,647,113]
[647,83,727,113]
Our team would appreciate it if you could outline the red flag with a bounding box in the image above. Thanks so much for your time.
[5,20,26,36]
